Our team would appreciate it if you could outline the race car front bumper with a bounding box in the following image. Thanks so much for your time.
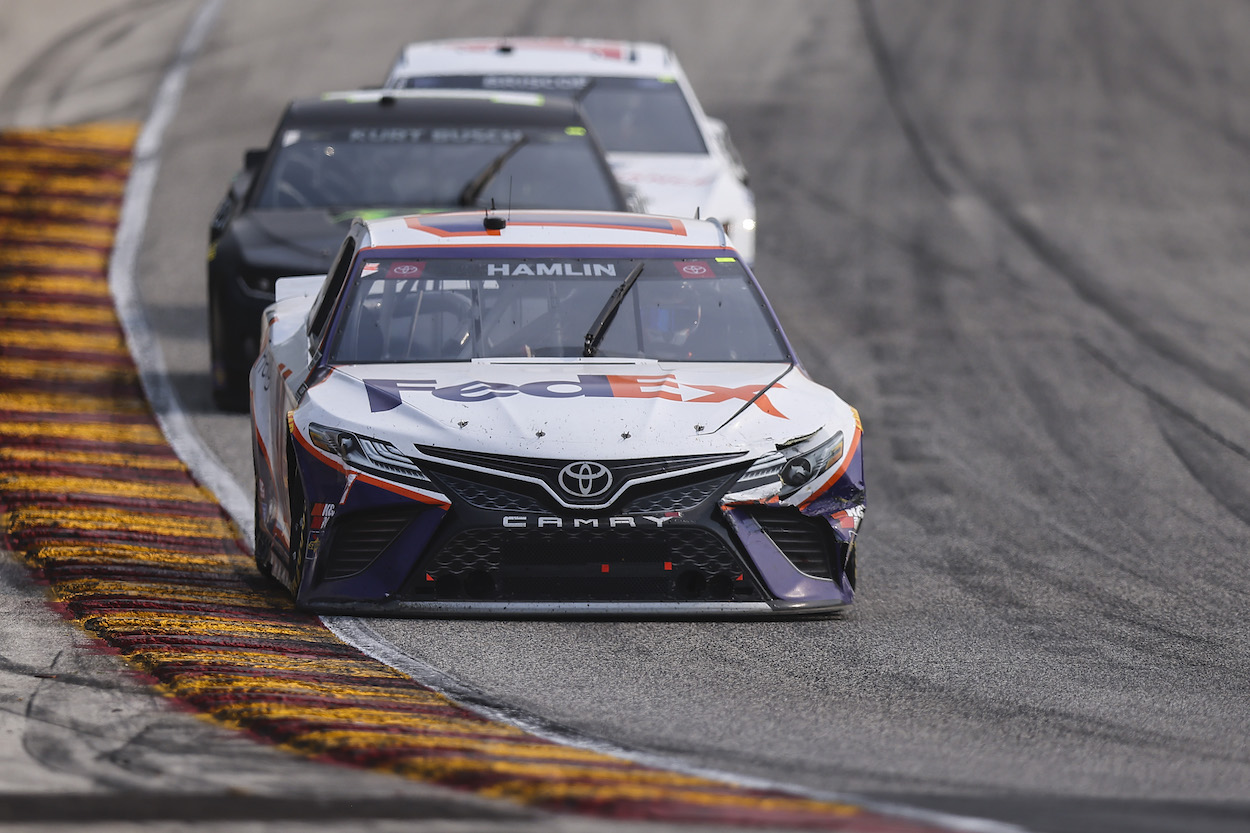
[282,440,862,617]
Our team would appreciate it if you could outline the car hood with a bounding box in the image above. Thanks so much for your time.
[606,153,733,217]
[228,209,358,272]
[299,360,856,460]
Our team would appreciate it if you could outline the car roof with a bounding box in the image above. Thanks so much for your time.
[280,88,585,129]
[360,210,731,250]
[389,37,679,81]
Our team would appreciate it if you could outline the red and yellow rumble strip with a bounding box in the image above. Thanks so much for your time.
[0,125,939,831]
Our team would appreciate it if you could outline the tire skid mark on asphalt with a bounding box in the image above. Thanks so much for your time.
[0,124,952,832]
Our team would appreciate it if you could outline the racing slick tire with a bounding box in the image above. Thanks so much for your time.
[209,286,252,412]
[252,490,278,584]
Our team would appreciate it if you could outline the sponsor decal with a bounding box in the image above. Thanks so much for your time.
[361,262,380,276]
[386,261,426,279]
[483,75,590,92]
[348,127,427,143]
[430,127,523,144]
[674,260,713,278]
[502,515,677,529]
[306,530,322,561]
[347,127,524,145]
[832,505,864,531]
[364,374,786,417]
[311,502,337,530]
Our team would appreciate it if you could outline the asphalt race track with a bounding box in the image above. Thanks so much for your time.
[3,2,1250,832]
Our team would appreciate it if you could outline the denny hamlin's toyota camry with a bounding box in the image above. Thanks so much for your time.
[251,210,864,615]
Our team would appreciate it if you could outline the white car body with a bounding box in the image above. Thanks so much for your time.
[250,211,861,615]
[384,37,758,262]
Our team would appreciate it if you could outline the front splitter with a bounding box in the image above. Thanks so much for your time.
[305,598,848,618]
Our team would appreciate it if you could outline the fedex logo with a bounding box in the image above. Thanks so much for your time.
[364,374,786,418]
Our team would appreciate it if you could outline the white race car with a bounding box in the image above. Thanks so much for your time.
[251,210,862,615]
[384,37,758,262]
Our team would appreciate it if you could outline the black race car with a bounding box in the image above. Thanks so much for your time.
[207,89,632,410]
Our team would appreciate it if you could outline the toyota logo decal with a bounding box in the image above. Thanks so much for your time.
[386,261,425,279]
[558,461,613,498]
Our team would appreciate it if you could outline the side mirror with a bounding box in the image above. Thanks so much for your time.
[244,148,267,171]
[209,194,233,239]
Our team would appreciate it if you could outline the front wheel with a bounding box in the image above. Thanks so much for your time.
[253,489,279,585]
[209,286,252,412]
[285,438,311,600]
[844,542,857,590]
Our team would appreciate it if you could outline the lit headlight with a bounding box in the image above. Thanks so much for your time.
[307,423,431,484]
[721,217,757,237]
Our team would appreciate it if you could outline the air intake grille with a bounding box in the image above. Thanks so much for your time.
[622,473,734,513]
[420,527,758,602]
[416,446,745,506]
[749,509,834,579]
[435,473,546,512]
[322,507,417,580]
[432,528,739,572]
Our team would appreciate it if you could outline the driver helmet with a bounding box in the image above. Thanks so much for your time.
[642,281,701,349]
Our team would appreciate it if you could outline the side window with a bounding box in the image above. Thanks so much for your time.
[308,236,357,349]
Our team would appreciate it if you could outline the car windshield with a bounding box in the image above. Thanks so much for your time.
[328,256,788,364]
[252,124,620,210]
[400,75,707,154]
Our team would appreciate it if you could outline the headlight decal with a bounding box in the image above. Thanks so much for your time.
[293,422,449,508]
[779,430,844,491]
[724,425,854,506]
[798,428,865,516]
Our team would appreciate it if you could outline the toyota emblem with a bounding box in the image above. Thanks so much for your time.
[386,261,425,279]
[680,263,709,276]
[558,461,613,498]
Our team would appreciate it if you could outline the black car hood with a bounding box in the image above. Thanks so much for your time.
[229,208,367,273]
